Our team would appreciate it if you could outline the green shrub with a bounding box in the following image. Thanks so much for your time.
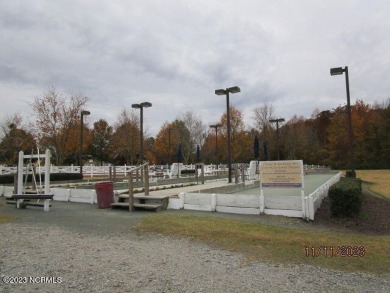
[181,169,195,175]
[50,173,83,181]
[346,170,356,178]
[0,174,15,184]
[329,177,362,217]
[0,173,83,184]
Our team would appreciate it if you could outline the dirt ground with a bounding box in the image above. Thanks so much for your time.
[313,182,390,235]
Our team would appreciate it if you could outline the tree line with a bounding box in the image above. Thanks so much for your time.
[1,88,389,169]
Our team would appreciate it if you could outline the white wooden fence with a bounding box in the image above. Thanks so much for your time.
[0,163,326,177]
[0,185,98,204]
[304,172,342,220]
[1,172,341,220]
[168,172,341,220]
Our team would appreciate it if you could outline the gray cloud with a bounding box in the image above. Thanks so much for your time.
[1,0,390,136]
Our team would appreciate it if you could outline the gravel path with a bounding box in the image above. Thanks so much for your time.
[1,199,389,292]
[1,222,389,293]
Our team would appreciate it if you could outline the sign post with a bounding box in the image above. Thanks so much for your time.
[259,160,304,216]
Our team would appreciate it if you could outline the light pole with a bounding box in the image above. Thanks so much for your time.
[269,118,285,160]
[209,123,222,164]
[132,102,152,163]
[330,66,355,177]
[80,110,90,175]
[215,86,241,183]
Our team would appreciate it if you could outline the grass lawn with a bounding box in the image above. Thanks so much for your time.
[137,214,389,275]
[0,214,17,223]
[138,170,390,275]
[355,170,390,200]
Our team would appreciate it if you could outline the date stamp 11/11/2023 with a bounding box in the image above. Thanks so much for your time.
[305,246,366,257]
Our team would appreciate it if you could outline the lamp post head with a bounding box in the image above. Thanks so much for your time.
[269,118,285,123]
[132,102,152,109]
[330,67,346,76]
[140,102,152,108]
[81,110,90,116]
[215,89,226,95]
[227,86,240,94]
[210,123,222,129]
[215,86,241,95]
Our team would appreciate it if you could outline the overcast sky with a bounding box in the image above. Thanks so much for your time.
[1,0,389,136]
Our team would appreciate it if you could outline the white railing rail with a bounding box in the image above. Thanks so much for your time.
[1,163,328,177]
[303,164,328,171]
[304,172,342,220]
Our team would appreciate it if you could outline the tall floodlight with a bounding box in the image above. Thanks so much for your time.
[132,102,152,163]
[269,118,285,160]
[209,123,222,164]
[330,66,355,177]
[215,86,241,183]
[80,110,90,175]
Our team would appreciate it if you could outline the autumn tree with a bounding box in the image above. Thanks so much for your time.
[202,124,226,164]
[32,87,88,165]
[321,99,389,169]
[89,119,113,165]
[153,122,174,165]
[144,137,156,165]
[380,100,390,168]
[1,113,23,138]
[350,99,389,168]
[201,131,216,164]
[110,109,140,165]
[312,109,333,162]
[280,115,320,163]
[0,114,36,164]
[153,120,190,164]
[216,106,253,163]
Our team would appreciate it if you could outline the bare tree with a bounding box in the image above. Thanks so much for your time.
[252,101,274,133]
[251,102,276,160]
[32,87,88,164]
[180,111,206,163]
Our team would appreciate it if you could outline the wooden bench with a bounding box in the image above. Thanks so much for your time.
[8,194,54,211]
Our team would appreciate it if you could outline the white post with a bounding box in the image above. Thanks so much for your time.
[179,192,185,209]
[259,189,265,213]
[309,196,314,220]
[91,190,95,204]
[17,151,24,195]
[16,151,25,208]
[44,150,51,195]
[211,194,217,211]
[124,164,127,177]
[301,169,305,219]
[44,199,49,212]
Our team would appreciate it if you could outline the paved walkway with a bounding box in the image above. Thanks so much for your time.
[117,179,231,197]
[239,173,339,196]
